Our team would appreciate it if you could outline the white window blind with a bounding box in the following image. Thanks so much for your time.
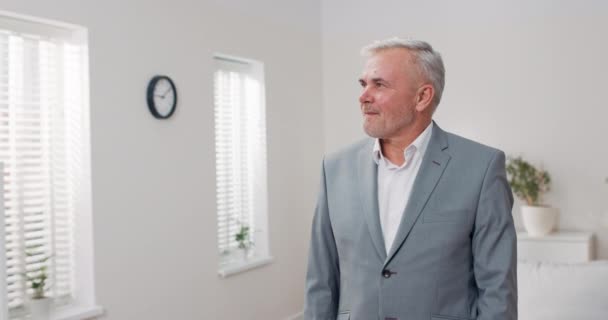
[0,23,87,314]
[213,56,269,265]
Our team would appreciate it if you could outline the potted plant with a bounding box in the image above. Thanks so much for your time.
[23,252,52,320]
[235,225,254,260]
[506,156,556,236]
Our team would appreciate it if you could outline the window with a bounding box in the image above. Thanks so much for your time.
[213,55,271,277]
[0,11,100,319]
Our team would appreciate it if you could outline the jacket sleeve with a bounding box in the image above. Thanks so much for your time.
[472,150,518,320]
[304,158,340,320]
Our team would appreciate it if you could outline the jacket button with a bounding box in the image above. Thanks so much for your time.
[382,269,392,278]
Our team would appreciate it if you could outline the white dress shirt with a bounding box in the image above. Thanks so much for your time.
[372,122,433,254]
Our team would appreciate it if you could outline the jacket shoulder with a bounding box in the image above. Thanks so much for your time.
[444,131,503,158]
[324,138,372,165]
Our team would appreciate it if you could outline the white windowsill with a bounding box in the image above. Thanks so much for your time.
[218,255,274,278]
[9,304,104,320]
[52,305,104,320]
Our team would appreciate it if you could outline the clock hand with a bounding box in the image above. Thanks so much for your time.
[160,87,172,98]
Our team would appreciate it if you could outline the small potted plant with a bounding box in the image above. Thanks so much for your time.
[235,225,254,260]
[506,156,556,236]
[23,252,52,320]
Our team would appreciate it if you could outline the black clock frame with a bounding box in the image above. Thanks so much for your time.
[146,75,177,119]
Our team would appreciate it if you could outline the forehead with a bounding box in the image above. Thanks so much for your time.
[361,48,414,79]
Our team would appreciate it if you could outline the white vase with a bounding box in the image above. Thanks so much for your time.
[241,247,251,260]
[29,297,52,320]
[521,205,558,236]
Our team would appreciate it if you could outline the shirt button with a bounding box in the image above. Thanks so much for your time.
[382,269,392,278]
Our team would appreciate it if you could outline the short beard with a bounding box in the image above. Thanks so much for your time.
[363,123,383,138]
[363,112,416,139]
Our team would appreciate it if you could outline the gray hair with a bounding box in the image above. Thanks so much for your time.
[362,38,446,108]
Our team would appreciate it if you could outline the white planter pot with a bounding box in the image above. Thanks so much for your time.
[29,297,52,320]
[521,205,558,236]
[240,247,252,260]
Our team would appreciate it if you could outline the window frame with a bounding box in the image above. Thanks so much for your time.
[213,54,272,278]
[0,9,102,320]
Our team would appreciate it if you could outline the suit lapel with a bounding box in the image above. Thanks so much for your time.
[357,140,387,261]
[384,122,451,266]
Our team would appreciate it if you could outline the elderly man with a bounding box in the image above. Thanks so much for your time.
[304,38,517,320]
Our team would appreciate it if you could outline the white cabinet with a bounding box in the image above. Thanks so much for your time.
[516,231,594,263]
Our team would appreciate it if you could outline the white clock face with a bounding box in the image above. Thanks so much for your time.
[152,78,176,117]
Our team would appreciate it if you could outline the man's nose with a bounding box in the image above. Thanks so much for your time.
[359,87,372,105]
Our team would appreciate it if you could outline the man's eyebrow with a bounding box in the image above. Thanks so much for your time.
[358,77,388,84]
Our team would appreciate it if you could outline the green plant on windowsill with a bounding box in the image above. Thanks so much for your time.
[21,250,54,319]
[235,225,254,250]
[22,252,52,300]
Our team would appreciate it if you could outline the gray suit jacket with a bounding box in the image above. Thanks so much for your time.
[304,122,517,320]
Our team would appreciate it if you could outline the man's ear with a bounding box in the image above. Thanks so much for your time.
[415,84,434,112]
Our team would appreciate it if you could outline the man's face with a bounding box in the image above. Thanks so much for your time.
[359,48,421,139]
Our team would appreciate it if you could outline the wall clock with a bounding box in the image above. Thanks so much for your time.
[146,75,177,119]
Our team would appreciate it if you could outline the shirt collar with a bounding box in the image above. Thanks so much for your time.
[372,122,434,166]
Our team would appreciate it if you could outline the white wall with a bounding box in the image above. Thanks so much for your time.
[321,0,608,258]
[1,0,322,319]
